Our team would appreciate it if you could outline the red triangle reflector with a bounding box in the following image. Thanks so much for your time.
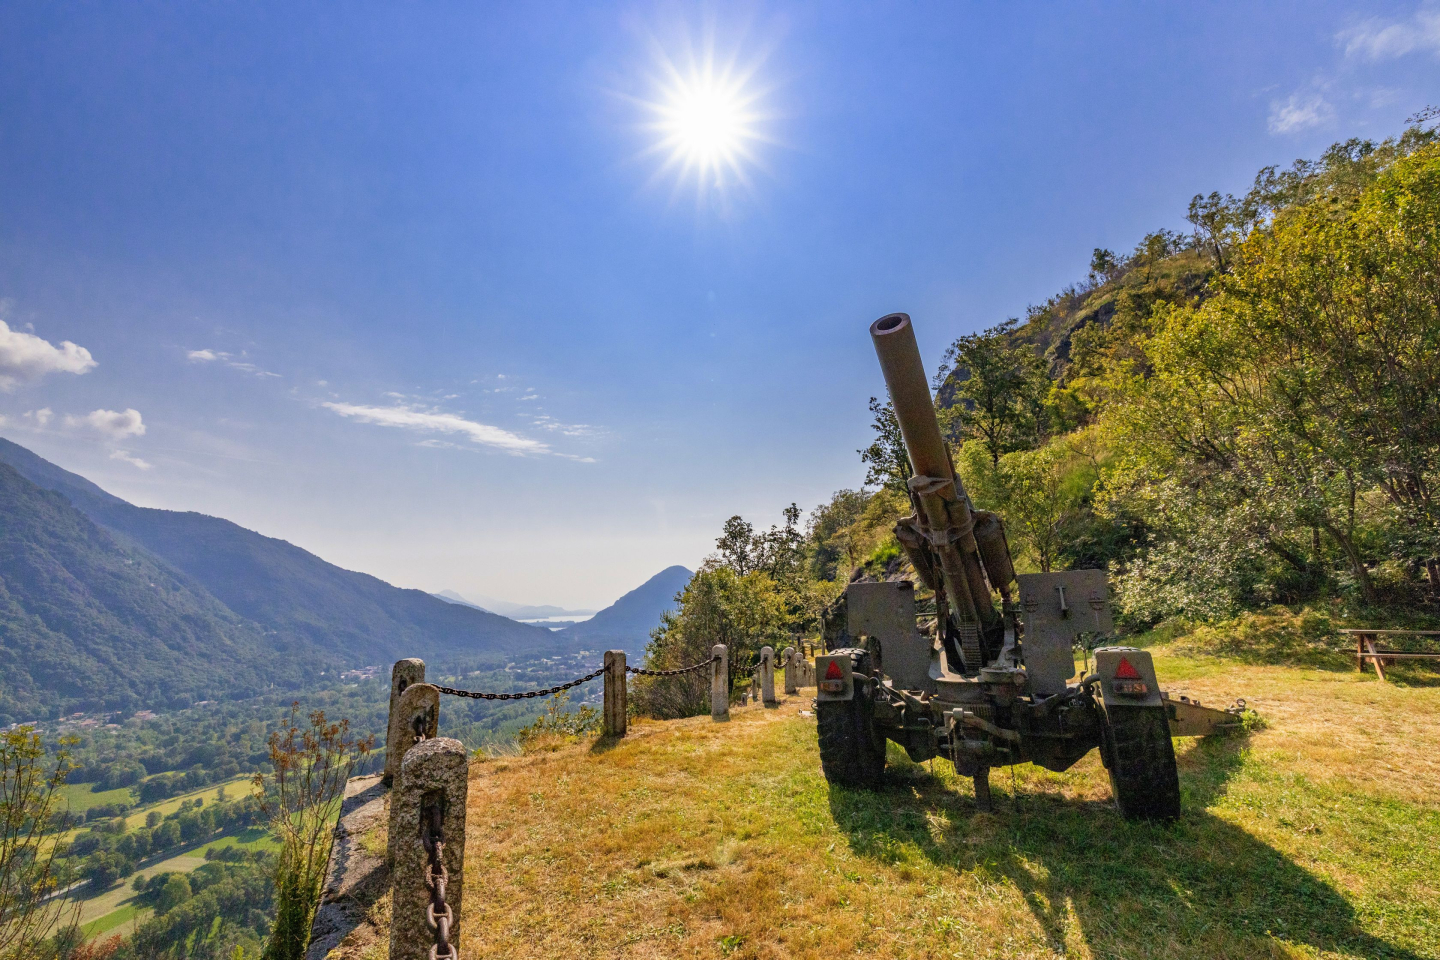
[1114,657,1142,680]
[825,660,845,680]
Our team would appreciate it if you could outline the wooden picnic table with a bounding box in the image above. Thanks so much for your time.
[1340,628,1440,681]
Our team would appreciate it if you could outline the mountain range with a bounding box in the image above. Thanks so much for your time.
[0,438,694,722]
[0,439,557,721]
[432,590,595,622]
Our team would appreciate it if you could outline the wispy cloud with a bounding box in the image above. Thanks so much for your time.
[187,348,280,378]
[64,408,146,440]
[530,414,599,438]
[1269,91,1335,134]
[322,401,551,455]
[110,449,152,470]
[0,320,96,391]
[1340,7,1440,61]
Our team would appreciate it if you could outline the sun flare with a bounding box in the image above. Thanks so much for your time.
[648,60,763,190]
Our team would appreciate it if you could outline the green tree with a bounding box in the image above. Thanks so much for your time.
[156,874,192,914]
[858,397,912,493]
[632,566,791,719]
[1104,141,1440,604]
[936,319,1051,466]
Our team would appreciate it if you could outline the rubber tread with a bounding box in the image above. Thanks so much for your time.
[1101,704,1181,821]
[816,651,886,789]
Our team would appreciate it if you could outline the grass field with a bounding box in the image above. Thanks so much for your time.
[329,646,1438,960]
[59,774,254,844]
[66,826,275,941]
[59,781,137,815]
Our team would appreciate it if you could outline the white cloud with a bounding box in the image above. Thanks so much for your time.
[530,414,598,438]
[322,402,550,455]
[1340,8,1440,61]
[65,408,146,440]
[0,320,96,391]
[1269,92,1335,134]
[110,450,152,470]
[186,348,279,378]
[27,408,53,427]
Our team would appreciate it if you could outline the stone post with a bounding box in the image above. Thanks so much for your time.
[760,646,777,706]
[711,644,729,721]
[783,646,798,694]
[384,683,439,787]
[388,738,467,960]
[387,662,425,744]
[603,650,627,737]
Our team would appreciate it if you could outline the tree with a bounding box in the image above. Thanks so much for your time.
[156,874,192,914]
[714,516,757,574]
[1186,191,1243,273]
[858,397,912,493]
[632,566,791,719]
[805,489,870,581]
[936,319,1051,466]
[1,727,77,960]
[1089,247,1120,286]
[958,439,1092,573]
[1104,142,1440,604]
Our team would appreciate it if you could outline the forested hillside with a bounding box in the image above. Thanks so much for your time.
[0,441,566,720]
[0,464,322,722]
[632,122,1440,706]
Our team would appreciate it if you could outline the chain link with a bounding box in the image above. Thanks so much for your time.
[625,655,717,677]
[421,802,456,960]
[435,666,606,701]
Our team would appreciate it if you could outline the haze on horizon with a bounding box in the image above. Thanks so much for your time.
[1,1,1436,609]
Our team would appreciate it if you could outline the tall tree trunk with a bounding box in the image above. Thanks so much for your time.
[1320,520,1377,605]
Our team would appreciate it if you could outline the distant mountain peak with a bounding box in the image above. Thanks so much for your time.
[557,565,693,654]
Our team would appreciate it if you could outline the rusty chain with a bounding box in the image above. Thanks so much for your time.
[421,801,456,960]
[625,655,717,677]
[435,666,606,701]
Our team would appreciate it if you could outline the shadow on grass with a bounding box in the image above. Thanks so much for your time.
[827,733,1425,959]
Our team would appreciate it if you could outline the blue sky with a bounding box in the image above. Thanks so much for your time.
[1,1,1436,608]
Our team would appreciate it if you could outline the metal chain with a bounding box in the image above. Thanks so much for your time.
[411,713,430,745]
[435,666,606,701]
[422,802,456,960]
[625,655,717,677]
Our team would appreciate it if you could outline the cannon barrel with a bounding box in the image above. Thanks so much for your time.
[869,313,954,483]
[870,313,1000,646]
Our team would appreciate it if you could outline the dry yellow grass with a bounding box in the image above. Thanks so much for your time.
[327,651,1440,960]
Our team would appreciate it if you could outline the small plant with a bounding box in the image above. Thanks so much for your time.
[517,692,600,751]
[253,703,373,960]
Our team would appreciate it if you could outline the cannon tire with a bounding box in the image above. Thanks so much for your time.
[816,651,886,789]
[1100,704,1181,821]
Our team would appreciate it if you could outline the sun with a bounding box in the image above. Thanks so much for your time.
[646,57,764,192]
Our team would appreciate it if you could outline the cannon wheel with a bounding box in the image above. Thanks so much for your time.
[816,650,886,789]
[1100,704,1181,821]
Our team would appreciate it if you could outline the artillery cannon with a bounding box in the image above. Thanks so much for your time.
[814,312,1242,820]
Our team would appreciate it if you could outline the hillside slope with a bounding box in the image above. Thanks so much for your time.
[0,463,320,722]
[335,652,1438,960]
[557,565,691,652]
[0,439,561,670]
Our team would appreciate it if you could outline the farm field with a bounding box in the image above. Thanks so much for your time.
[71,826,276,941]
[332,648,1439,960]
[60,774,254,842]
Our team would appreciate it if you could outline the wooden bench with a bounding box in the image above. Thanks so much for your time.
[1340,629,1440,681]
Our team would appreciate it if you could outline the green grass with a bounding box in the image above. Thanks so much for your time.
[80,902,149,939]
[329,649,1440,960]
[59,781,136,814]
[60,774,254,843]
